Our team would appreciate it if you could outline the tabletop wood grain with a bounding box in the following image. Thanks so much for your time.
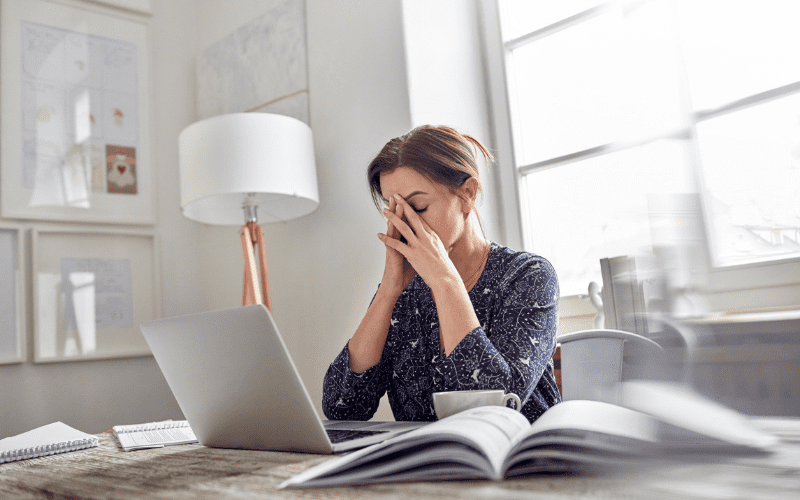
[2,419,799,500]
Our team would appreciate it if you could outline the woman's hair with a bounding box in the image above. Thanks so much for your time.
[367,125,493,215]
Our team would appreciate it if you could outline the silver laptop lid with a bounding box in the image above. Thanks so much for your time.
[140,304,334,454]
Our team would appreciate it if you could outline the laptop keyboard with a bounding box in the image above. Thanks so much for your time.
[326,429,389,444]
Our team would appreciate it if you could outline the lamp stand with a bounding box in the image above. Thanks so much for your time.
[240,221,271,310]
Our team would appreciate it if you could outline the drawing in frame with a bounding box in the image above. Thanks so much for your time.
[0,0,154,224]
[0,223,26,365]
[31,226,160,363]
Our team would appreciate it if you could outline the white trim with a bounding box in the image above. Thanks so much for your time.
[0,223,26,365]
[518,130,690,175]
[478,0,523,250]
[79,0,152,16]
[504,3,608,51]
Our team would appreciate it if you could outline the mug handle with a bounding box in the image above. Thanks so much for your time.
[503,393,521,412]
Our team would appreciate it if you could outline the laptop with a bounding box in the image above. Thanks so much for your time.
[139,304,425,454]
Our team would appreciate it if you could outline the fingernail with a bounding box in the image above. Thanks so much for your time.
[394,193,402,200]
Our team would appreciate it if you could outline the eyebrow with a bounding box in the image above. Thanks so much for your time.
[381,191,427,204]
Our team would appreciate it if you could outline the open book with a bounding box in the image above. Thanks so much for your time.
[280,381,779,488]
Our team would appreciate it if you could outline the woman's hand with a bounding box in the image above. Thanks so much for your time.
[379,196,417,297]
[378,194,460,292]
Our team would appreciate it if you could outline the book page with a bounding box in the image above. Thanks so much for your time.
[622,380,779,451]
[279,406,529,488]
[503,400,658,476]
[310,443,490,486]
[523,400,658,443]
[409,406,530,474]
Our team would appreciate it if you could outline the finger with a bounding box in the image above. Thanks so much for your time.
[378,232,408,255]
[392,197,405,233]
[385,197,399,238]
[383,209,416,243]
[414,215,445,252]
[393,194,426,236]
[418,215,441,242]
[397,202,410,245]
[383,208,414,240]
[394,198,408,236]
[417,213,432,232]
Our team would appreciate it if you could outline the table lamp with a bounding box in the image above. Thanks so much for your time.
[178,113,319,310]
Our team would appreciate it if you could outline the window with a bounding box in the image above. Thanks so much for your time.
[485,0,800,310]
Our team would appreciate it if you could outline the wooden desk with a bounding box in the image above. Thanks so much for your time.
[2,419,800,499]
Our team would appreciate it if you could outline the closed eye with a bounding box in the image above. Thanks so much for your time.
[412,206,427,214]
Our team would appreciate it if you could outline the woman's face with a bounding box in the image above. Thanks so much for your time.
[379,166,470,251]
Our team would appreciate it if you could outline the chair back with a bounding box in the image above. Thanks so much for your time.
[556,329,663,404]
[553,343,562,396]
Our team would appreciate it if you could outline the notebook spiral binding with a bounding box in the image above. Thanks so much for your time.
[0,436,99,464]
[113,421,190,433]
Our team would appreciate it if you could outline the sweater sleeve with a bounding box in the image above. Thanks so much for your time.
[430,255,559,407]
[322,341,391,421]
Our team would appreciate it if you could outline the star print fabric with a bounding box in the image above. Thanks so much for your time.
[322,242,561,423]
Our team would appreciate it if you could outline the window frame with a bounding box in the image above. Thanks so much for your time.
[479,0,800,313]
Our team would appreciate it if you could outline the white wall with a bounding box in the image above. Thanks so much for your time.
[402,0,502,243]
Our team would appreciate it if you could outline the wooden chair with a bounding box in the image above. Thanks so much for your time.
[553,343,562,396]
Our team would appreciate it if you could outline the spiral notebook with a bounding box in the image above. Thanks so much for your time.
[113,420,198,451]
[0,422,98,464]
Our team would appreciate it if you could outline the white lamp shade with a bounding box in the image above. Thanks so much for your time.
[178,113,319,225]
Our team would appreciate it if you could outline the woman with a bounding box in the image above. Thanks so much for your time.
[322,125,560,423]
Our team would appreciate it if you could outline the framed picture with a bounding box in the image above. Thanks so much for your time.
[1,0,154,224]
[0,224,26,365]
[31,226,160,363]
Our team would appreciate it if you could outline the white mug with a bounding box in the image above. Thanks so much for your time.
[432,390,522,420]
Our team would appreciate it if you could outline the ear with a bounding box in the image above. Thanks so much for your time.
[459,177,479,214]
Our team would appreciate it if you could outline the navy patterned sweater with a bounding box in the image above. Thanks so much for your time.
[322,242,561,423]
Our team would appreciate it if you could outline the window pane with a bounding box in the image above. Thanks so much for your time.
[676,0,800,110]
[499,0,603,40]
[523,140,694,296]
[509,3,683,166]
[695,93,800,267]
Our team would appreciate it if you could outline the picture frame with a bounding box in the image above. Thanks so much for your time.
[84,0,153,17]
[1,0,154,224]
[0,223,26,365]
[31,226,160,363]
